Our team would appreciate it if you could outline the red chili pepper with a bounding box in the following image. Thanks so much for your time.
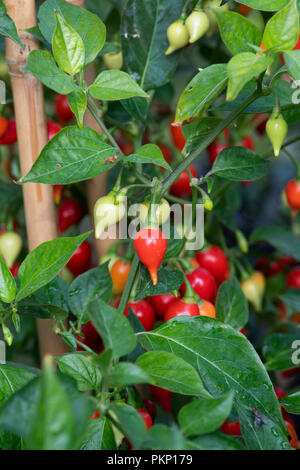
[221,420,241,435]
[134,227,168,286]
[285,179,300,214]
[181,267,216,302]
[287,266,300,289]
[58,197,85,233]
[0,119,17,145]
[147,293,177,318]
[142,399,157,421]
[170,165,197,198]
[207,142,229,166]
[124,299,156,331]
[67,240,92,277]
[10,262,20,277]
[164,298,200,322]
[138,408,153,430]
[158,143,172,166]
[196,245,230,283]
[54,94,73,122]
[111,260,131,296]
[150,385,172,414]
[47,120,62,140]
[169,119,186,151]
[0,116,8,138]
[76,320,102,352]
[90,411,100,419]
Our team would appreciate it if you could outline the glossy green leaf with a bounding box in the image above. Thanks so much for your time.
[121,0,184,90]
[56,353,101,391]
[110,362,150,386]
[89,70,148,101]
[175,64,228,123]
[178,392,234,436]
[182,117,222,152]
[121,96,150,124]
[263,0,299,52]
[283,50,300,80]
[235,1,289,11]
[227,53,273,101]
[68,264,112,323]
[137,317,289,450]
[215,10,262,55]
[135,265,184,301]
[39,0,106,64]
[216,277,249,330]
[0,255,16,303]
[263,327,300,370]
[16,232,90,301]
[19,127,117,185]
[136,351,210,397]
[250,225,300,261]
[109,402,146,450]
[280,391,300,414]
[124,144,170,170]
[0,0,23,47]
[23,50,78,95]
[80,416,116,450]
[143,425,185,450]
[0,364,35,406]
[209,146,269,181]
[67,88,87,129]
[52,12,85,76]
[185,432,245,450]
[86,297,136,359]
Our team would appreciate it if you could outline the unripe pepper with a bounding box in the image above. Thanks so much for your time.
[103,51,123,70]
[185,10,210,43]
[134,227,167,285]
[94,189,126,239]
[110,259,131,295]
[266,110,288,157]
[0,231,22,268]
[198,300,216,318]
[165,20,189,55]
[138,198,170,226]
[241,271,265,311]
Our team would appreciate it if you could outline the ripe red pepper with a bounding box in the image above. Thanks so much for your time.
[181,267,216,302]
[285,179,300,213]
[164,298,200,322]
[207,142,229,166]
[0,116,8,138]
[67,240,92,277]
[111,259,131,296]
[143,399,157,421]
[0,119,17,145]
[287,266,300,289]
[169,119,186,151]
[221,420,241,435]
[76,320,102,352]
[147,293,177,318]
[116,135,134,155]
[134,227,168,286]
[198,300,216,318]
[150,385,172,414]
[10,262,20,277]
[138,408,153,430]
[90,411,100,419]
[196,245,230,283]
[255,257,284,277]
[124,299,156,331]
[54,94,73,122]
[158,143,172,166]
[170,165,197,198]
[58,197,85,233]
[47,120,62,140]
[252,114,268,135]
[241,136,255,151]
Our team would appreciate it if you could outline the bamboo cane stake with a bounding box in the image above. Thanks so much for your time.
[4,0,68,359]
[66,0,115,259]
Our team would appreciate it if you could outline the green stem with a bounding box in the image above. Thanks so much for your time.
[118,253,139,314]
[87,99,122,152]
[158,88,264,199]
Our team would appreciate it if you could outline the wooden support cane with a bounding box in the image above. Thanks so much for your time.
[4,0,68,359]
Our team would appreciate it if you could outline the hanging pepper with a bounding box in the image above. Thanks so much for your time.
[266,108,288,157]
[185,8,210,43]
[241,271,266,312]
[94,188,127,239]
[134,227,167,285]
[165,19,189,55]
[0,231,22,269]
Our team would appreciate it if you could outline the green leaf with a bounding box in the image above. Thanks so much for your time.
[135,265,184,302]
[209,146,269,181]
[279,288,300,311]
[185,432,245,450]
[68,264,112,323]
[124,143,170,170]
[227,53,273,101]
[143,424,185,450]
[52,11,85,76]
[280,391,300,414]
[178,392,234,437]
[67,88,87,129]
[235,1,289,11]
[182,117,222,153]
[109,402,146,450]
[263,327,300,370]
[263,0,299,52]
[136,351,210,397]
[137,317,289,450]
[250,225,300,261]
[16,232,90,301]
[0,255,16,303]
[175,64,228,123]
[89,70,148,101]
[216,277,249,330]
[0,364,35,406]
[0,0,23,48]
[86,297,136,359]
[121,96,150,124]
[110,362,150,386]
[23,50,78,95]
[80,416,116,450]
[283,49,300,80]
[19,126,117,185]
[27,359,75,450]
[56,353,101,392]
[38,0,106,65]
[215,10,262,55]
[121,0,184,90]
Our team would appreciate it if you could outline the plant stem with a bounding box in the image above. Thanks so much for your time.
[158,89,265,199]
[87,99,122,152]
[118,253,139,314]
